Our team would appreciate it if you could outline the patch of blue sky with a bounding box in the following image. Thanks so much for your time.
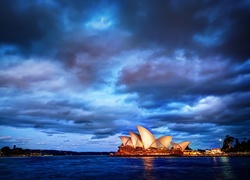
[84,1,118,31]
[152,126,170,133]
[85,15,114,30]
[193,30,223,46]
[167,102,187,109]
[0,45,19,61]
[0,44,17,54]
[236,58,250,72]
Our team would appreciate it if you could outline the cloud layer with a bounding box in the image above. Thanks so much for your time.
[0,0,250,151]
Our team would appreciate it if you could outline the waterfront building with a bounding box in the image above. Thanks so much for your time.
[115,125,191,156]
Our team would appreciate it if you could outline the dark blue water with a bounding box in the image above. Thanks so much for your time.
[0,156,250,180]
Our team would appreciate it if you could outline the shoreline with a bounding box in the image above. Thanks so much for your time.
[110,155,250,157]
[110,152,250,157]
[1,153,250,158]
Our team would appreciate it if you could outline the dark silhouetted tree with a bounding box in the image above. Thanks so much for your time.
[247,140,250,151]
[222,135,234,152]
[240,138,247,151]
[1,146,12,156]
[234,138,240,152]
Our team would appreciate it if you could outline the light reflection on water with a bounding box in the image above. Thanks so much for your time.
[0,156,249,179]
[213,156,217,165]
[142,157,154,170]
[220,157,235,180]
[142,157,155,180]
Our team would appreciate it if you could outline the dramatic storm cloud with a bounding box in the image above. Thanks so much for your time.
[0,0,250,151]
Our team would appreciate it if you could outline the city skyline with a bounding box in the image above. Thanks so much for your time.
[0,0,250,151]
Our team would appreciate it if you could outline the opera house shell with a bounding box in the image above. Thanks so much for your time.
[115,125,191,156]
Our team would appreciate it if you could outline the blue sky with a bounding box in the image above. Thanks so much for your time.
[0,0,250,152]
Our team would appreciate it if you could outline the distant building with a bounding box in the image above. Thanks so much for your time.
[212,148,222,154]
[204,148,223,155]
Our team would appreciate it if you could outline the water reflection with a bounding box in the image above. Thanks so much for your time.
[220,157,235,179]
[142,157,156,180]
[213,157,217,166]
[143,157,154,170]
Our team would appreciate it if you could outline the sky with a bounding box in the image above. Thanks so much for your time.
[0,0,250,152]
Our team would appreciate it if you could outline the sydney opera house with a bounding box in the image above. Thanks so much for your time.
[115,125,191,156]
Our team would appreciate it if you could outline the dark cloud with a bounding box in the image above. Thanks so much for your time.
[0,92,140,139]
[216,3,250,61]
[119,0,206,47]
[1,0,249,62]
[168,123,217,135]
[0,0,61,50]
[118,0,250,61]
[91,128,115,139]
[117,59,250,108]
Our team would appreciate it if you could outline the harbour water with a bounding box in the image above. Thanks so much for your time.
[1,156,250,179]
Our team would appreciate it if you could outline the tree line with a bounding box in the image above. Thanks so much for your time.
[0,146,113,156]
[222,135,250,152]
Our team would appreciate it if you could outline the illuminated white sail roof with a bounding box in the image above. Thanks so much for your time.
[119,136,130,146]
[129,132,143,148]
[171,141,190,151]
[137,125,156,149]
[179,141,190,150]
[119,136,133,146]
[170,142,181,149]
[156,136,172,149]
[118,126,191,151]
[126,138,133,146]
